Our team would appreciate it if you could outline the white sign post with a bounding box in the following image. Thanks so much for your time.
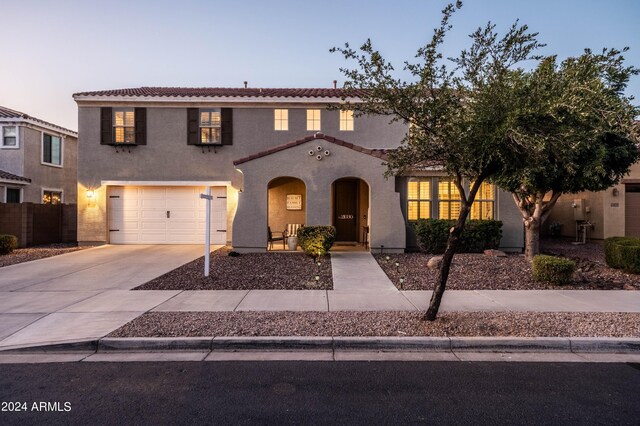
[200,187,213,277]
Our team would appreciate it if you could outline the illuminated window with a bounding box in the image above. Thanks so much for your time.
[199,109,221,144]
[1,126,18,147]
[113,109,135,143]
[339,110,354,131]
[42,190,62,205]
[274,109,288,131]
[471,181,495,220]
[42,133,62,166]
[438,178,461,219]
[407,179,431,221]
[306,109,321,131]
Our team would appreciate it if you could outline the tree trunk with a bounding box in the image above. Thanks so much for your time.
[424,205,469,321]
[524,218,540,261]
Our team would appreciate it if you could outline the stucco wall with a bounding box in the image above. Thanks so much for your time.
[232,138,406,252]
[0,126,25,175]
[547,161,640,239]
[22,126,78,204]
[76,106,406,243]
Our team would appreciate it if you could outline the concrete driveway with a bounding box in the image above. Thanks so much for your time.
[0,245,206,349]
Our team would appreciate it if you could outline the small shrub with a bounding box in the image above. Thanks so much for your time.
[605,237,640,274]
[532,255,576,285]
[0,234,18,255]
[297,226,336,256]
[413,219,503,254]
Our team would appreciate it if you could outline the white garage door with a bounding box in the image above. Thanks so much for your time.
[108,186,227,244]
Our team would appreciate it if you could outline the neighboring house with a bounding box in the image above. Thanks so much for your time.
[0,105,78,204]
[547,161,640,239]
[73,87,524,252]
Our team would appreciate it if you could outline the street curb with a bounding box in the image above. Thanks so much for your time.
[1,337,639,354]
[99,337,213,352]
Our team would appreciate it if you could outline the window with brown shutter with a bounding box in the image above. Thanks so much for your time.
[187,108,232,146]
[101,107,146,145]
[134,107,146,145]
[100,107,112,145]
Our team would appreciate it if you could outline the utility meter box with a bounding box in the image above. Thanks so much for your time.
[573,198,586,221]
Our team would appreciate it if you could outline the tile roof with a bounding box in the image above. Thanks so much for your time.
[233,133,389,166]
[0,105,77,135]
[0,169,31,183]
[73,87,368,99]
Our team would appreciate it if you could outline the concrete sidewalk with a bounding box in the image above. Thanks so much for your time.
[1,250,638,350]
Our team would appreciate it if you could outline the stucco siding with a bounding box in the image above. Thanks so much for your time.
[0,127,24,176]
[232,139,405,252]
[22,126,77,204]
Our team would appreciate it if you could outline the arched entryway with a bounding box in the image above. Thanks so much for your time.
[267,177,306,247]
[331,177,370,246]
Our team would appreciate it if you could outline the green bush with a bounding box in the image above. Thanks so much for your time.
[297,226,336,256]
[0,234,18,255]
[413,219,503,254]
[532,255,576,285]
[604,237,640,274]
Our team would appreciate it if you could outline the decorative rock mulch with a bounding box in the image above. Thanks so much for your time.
[134,247,333,290]
[0,243,85,268]
[109,311,640,338]
[374,239,639,291]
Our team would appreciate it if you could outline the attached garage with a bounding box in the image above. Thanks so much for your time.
[108,185,227,244]
[625,183,640,237]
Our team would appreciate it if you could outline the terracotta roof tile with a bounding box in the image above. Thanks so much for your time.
[0,105,77,135]
[73,86,368,99]
[233,134,389,166]
[0,169,31,183]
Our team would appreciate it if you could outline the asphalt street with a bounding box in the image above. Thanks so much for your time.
[1,361,639,425]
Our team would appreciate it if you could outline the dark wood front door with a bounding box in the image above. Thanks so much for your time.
[334,179,358,241]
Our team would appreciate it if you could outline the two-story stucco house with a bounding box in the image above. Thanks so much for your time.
[0,106,78,204]
[73,87,524,252]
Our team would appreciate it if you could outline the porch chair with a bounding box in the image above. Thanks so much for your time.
[267,226,286,250]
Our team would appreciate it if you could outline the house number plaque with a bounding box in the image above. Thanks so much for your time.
[338,214,354,220]
[286,194,302,210]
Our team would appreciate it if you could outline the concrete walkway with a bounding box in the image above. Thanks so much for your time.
[0,249,639,350]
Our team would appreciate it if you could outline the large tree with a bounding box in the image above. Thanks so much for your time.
[332,2,544,320]
[493,50,640,260]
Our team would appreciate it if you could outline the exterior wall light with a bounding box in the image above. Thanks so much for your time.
[612,188,619,197]
[86,189,95,199]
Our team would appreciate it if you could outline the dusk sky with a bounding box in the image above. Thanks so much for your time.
[1,0,638,131]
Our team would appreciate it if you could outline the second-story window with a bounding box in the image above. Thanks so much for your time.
[339,110,354,131]
[42,133,62,166]
[306,109,321,131]
[274,109,288,131]
[2,126,18,147]
[200,109,221,144]
[113,109,135,144]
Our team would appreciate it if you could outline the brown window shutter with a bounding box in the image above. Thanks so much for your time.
[187,108,199,145]
[221,108,233,145]
[100,107,113,145]
[134,108,147,145]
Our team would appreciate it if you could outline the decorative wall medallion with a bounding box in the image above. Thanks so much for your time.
[308,145,331,161]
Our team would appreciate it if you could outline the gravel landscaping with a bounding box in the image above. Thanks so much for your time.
[0,243,85,268]
[374,239,639,291]
[109,311,640,338]
[134,247,333,290]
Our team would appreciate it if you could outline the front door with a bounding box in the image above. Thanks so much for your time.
[334,179,358,241]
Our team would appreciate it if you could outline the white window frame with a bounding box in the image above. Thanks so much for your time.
[112,108,136,144]
[198,108,222,144]
[0,125,20,149]
[306,109,321,131]
[41,131,64,168]
[3,186,23,203]
[274,109,289,131]
[339,110,354,131]
[41,187,64,205]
